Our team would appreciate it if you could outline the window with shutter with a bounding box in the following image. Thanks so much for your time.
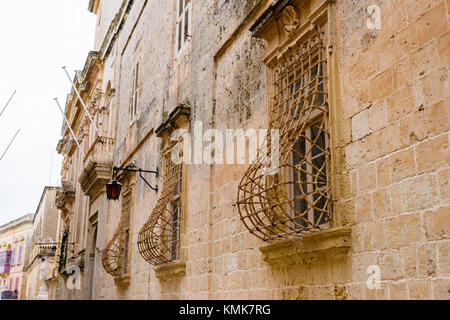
[17,246,22,265]
[176,0,191,53]
[131,62,139,121]
[11,247,16,266]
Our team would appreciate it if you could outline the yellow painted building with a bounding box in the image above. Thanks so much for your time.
[0,214,34,300]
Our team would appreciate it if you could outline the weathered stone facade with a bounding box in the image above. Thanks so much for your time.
[52,0,449,300]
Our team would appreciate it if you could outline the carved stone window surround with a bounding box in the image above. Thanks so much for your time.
[137,105,190,278]
[241,0,351,263]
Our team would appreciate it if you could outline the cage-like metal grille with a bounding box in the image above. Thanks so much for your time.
[102,190,132,277]
[237,31,331,241]
[137,143,183,266]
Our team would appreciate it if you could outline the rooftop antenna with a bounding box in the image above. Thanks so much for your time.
[0,90,17,119]
[0,129,21,162]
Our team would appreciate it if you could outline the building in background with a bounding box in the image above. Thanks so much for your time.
[52,0,449,300]
[24,187,59,300]
[0,214,34,300]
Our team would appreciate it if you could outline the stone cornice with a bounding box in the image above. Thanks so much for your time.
[58,0,134,153]
[79,160,112,201]
[249,0,290,36]
[0,214,34,234]
[156,104,191,138]
[66,51,101,108]
[99,0,135,61]
[81,51,101,82]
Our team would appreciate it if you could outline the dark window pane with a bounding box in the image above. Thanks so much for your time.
[184,9,189,41]
[293,199,308,229]
[179,0,183,16]
[311,126,326,157]
[312,155,327,188]
[170,206,180,261]
[178,22,182,51]
[313,193,328,225]
[293,138,305,166]
[123,230,129,274]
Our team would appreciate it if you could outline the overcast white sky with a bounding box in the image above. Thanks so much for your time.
[0,1,96,226]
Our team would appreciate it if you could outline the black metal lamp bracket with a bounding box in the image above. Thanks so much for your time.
[113,166,159,192]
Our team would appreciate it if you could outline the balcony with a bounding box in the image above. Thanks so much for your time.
[36,244,57,258]
[79,136,115,199]
[1,291,18,300]
[0,251,12,275]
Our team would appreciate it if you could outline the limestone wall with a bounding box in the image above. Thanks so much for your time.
[66,0,449,300]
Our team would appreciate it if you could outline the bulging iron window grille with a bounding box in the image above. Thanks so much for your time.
[102,189,132,277]
[138,142,183,266]
[237,31,331,242]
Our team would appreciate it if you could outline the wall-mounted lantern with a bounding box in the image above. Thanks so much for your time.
[106,166,159,201]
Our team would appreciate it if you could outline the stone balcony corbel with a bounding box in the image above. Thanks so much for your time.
[79,136,115,200]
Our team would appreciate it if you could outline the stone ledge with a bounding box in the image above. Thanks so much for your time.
[156,104,191,138]
[259,227,352,265]
[155,261,186,280]
[114,275,131,286]
[79,161,112,200]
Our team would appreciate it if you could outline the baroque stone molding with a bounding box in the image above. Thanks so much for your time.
[249,0,291,36]
[79,160,112,200]
[259,227,351,265]
[79,136,115,199]
[56,181,76,223]
[282,5,300,36]
[156,104,191,138]
[100,0,148,60]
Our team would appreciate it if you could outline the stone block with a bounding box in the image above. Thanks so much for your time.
[416,135,449,175]
[424,206,450,240]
